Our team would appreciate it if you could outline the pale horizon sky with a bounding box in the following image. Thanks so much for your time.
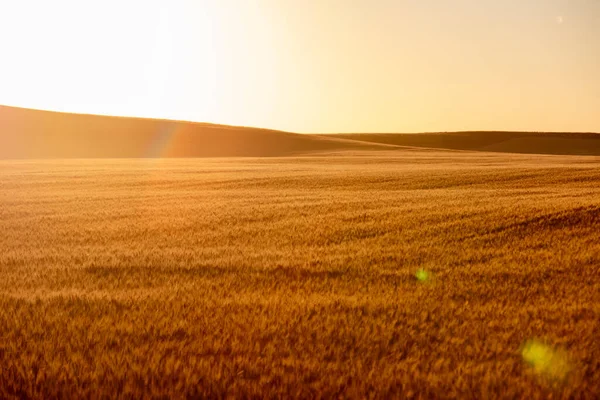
[1,0,599,133]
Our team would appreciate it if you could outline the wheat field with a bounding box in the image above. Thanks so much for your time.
[1,150,599,398]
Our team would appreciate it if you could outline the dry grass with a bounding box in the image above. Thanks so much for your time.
[1,150,599,398]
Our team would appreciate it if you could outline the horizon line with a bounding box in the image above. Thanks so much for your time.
[2,103,599,136]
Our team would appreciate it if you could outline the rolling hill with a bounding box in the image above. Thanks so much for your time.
[3,105,600,158]
[0,105,383,159]
[332,131,600,156]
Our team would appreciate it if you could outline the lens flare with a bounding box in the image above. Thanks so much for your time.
[415,268,430,282]
[521,339,571,381]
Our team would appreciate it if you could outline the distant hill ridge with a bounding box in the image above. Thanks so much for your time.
[332,131,600,156]
[2,105,599,158]
[0,105,383,159]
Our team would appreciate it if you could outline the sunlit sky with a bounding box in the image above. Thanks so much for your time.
[1,0,599,133]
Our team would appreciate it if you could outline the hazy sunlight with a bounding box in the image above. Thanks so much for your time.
[1,0,599,132]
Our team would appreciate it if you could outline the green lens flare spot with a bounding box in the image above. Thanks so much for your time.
[415,268,430,282]
[522,340,553,369]
[521,339,571,380]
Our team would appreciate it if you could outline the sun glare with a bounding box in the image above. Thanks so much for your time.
[1,0,599,132]
[0,0,251,124]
